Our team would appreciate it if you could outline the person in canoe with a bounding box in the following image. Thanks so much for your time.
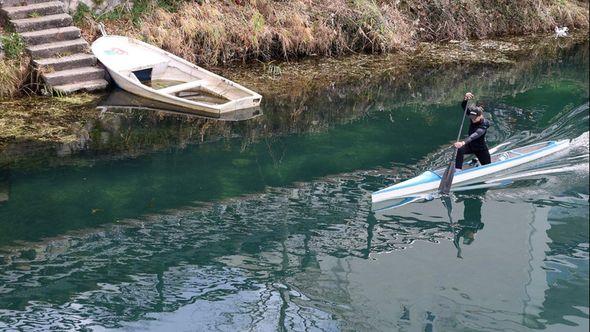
[454,92,491,171]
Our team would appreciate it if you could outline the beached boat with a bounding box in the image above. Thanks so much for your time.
[91,34,262,116]
[372,140,570,203]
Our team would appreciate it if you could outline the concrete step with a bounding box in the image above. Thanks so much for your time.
[51,79,109,94]
[20,26,80,45]
[34,53,96,71]
[2,1,64,20]
[11,13,72,32]
[0,0,49,8]
[42,66,105,86]
[27,38,87,58]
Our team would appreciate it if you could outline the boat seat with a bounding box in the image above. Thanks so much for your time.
[158,80,205,94]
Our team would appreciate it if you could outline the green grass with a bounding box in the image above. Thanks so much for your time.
[74,0,185,26]
[0,33,25,60]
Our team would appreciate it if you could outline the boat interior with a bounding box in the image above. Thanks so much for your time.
[127,60,256,106]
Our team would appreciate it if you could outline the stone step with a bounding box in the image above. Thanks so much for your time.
[34,53,96,71]
[0,0,48,8]
[42,66,105,86]
[11,13,72,32]
[27,38,88,58]
[2,1,64,20]
[20,26,80,45]
[51,79,109,94]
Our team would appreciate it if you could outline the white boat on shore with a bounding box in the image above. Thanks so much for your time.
[372,140,570,204]
[91,34,262,116]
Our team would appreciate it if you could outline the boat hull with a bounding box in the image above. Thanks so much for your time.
[372,140,570,203]
[92,36,262,116]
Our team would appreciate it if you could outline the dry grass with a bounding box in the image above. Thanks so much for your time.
[1,0,587,97]
[81,0,415,65]
[401,0,590,41]
[0,57,30,98]
[0,93,98,150]
[0,32,586,164]
[78,0,588,66]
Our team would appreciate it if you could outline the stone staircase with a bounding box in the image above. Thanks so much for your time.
[0,0,108,94]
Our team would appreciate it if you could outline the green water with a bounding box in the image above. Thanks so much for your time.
[0,43,588,331]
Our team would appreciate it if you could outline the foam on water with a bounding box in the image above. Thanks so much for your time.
[571,130,590,151]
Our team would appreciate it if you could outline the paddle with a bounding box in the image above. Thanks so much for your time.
[441,195,463,258]
[438,99,470,195]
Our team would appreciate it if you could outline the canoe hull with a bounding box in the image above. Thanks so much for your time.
[372,140,570,203]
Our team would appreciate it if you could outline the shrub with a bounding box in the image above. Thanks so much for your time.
[78,0,589,66]
[0,33,25,60]
[0,57,30,98]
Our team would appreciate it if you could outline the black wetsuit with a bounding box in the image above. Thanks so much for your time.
[455,100,491,169]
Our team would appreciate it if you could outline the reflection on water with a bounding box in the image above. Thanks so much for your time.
[0,41,588,330]
[452,195,485,259]
[2,39,588,170]
[98,89,263,121]
[0,166,587,330]
[0,169,8,203]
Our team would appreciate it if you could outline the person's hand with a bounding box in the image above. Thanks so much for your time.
[464,92,474,100]
[454,141,465,148]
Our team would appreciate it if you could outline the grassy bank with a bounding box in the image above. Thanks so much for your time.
[0,33,30,98]
[0,33,587,168]
[77,0,589,66]
[1,0,588,96]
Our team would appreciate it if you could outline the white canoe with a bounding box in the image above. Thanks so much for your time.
[92,35,262,116]
[372,140,570,203]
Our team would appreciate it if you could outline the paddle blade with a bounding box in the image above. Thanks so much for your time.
[438,159,456,194]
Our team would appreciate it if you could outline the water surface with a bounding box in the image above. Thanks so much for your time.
[0,42,588,331]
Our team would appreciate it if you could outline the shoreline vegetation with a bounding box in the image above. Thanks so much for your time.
[76,0,589,65]
[0,1,588,167]
[0,32,30,97]
[0,32,588,169]
[0,0,588,97]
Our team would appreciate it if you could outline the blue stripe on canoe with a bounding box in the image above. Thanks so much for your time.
[375,171,441,193]
[374,141,561,195]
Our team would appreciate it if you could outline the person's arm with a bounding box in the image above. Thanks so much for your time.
[464,127,486,144]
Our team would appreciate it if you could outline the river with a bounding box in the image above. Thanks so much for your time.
[0,41,588,331]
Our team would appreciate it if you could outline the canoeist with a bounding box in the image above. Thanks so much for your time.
[454,92,491,171]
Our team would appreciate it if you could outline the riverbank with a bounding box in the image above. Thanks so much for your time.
[76,0,589,66]
[0,31,587,169]
[1,0,588,98]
